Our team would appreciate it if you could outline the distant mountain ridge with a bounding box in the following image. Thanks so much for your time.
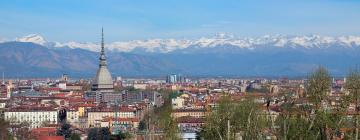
[13,33,360,54]
[0,42,180,77]
[0,34,360,78]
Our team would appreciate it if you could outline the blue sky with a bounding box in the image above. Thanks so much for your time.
[0,0,359,42]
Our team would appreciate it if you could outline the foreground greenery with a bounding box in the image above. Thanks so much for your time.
[87,127,132,140]
[198,66,360,140]
[141,89,180,140]
[155,90,180,140]
[199,96,267,140]
[0,118,12,140]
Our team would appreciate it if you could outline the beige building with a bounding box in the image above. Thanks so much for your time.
[171,97,185,109]
[5,107,58,128]
[133,84,147,90]
[66,108,80,128]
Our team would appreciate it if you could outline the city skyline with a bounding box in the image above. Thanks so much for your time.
[1,1,360,139]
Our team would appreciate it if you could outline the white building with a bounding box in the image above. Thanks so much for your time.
[0,100,6,109]
[172,97,185,109]
[58,82,67,90]
[5,107,58,128]
[87,107,137,127]
[133,83,147,90]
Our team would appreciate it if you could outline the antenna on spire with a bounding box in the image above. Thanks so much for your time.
[2,72,4,85]
[99,27,107,67]
[101,27,104,53]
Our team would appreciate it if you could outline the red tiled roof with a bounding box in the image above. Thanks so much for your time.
[53,93,66,97]
[119,107,137,112]
[31,127,58,137]
[7,106,57,112]
[47,87,62,91]
[176,116,205,123]
[77,103,97,107]
[38,136,64,140]
[88,106,136,112]
[173,108,206,112]
[67,98,84,102]
[102,117,139,122]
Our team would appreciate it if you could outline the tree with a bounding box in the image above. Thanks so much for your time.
[162,115,180,140]
[87,128,98,140]
[138,120,146,131]
[344,69,360,140]
[144,89,181,140]
[87,127,111,140]
[199,95,267,140]
[70,133,81,140]
[99,127,111,140]
[275,113,318,140]
[195,130,202,140]
[158,91,180,140]
[304,66,342,140]
[110,131,132,140]
[58,109,67,122]
[13,122,32,140]
[273,67,354,139]
[306,66,331,108]
[57,122,72,139]
[0,118,12,140]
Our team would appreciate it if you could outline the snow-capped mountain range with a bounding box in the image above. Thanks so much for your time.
[2,33,360,77]
[8,33,360,53]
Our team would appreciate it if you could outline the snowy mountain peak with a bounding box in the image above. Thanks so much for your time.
[7,34,360,53]
[16,34,47,45]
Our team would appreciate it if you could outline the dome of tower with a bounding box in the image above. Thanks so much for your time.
[93,66,113,88]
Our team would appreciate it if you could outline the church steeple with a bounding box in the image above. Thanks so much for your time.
[99,27,107,67]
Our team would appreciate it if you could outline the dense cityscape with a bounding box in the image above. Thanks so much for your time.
[1,1,360,140]
[0,30,358,140]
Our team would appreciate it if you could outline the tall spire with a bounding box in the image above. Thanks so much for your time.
[99,27,107,67]
[92,27,114,92]
[101,27,104,54]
